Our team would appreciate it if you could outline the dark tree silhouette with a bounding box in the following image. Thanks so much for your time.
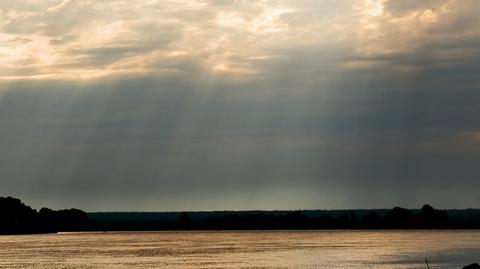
[179,212,192,228]
[421,204,435,219]
[0,196,88,234]
[2,196,480,232]
[0,197,38,233]
[386,207,415,220]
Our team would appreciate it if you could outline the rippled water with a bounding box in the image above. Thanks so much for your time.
[0,230,479,268]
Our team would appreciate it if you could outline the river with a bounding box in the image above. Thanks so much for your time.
[1,230,479,268]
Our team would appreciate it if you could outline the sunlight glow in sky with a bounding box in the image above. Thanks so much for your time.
[1,0,480,211]
[2,0,468,80]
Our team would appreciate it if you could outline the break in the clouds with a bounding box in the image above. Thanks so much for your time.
[2,0,477,79]
[1,0,480,211]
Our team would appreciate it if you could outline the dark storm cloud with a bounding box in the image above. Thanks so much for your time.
[1,0,480,210]
[2,59,480,211]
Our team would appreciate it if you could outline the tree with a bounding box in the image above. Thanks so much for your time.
[421,204,435,219]
[178,212,192,228]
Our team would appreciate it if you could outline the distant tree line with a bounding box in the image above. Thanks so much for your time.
[3,196,480,234]
[0,197,88,234]
[89,204,480,231]
[172,205,452,230]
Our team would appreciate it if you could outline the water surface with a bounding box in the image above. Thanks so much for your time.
[0,230,479,268]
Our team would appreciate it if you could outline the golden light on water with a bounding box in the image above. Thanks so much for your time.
[0,231,479,268]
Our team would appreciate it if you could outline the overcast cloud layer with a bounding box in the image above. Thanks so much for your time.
[1,0,480,211]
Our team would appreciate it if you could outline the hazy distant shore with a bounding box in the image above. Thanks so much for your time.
[87,206,480,231]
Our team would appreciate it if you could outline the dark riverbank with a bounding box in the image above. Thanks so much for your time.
[2,196,480,234]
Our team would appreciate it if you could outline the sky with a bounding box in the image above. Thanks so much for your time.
[1,0,480,211]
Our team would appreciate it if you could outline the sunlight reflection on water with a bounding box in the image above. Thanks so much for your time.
[0,230,479,268]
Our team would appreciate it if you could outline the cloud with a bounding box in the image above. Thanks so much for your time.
[49,34,78,45]
[351,0,480,71]
[1,0,478,81]
[1,0,480,210]
[0,0,355,79]
[383,0,447,16]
